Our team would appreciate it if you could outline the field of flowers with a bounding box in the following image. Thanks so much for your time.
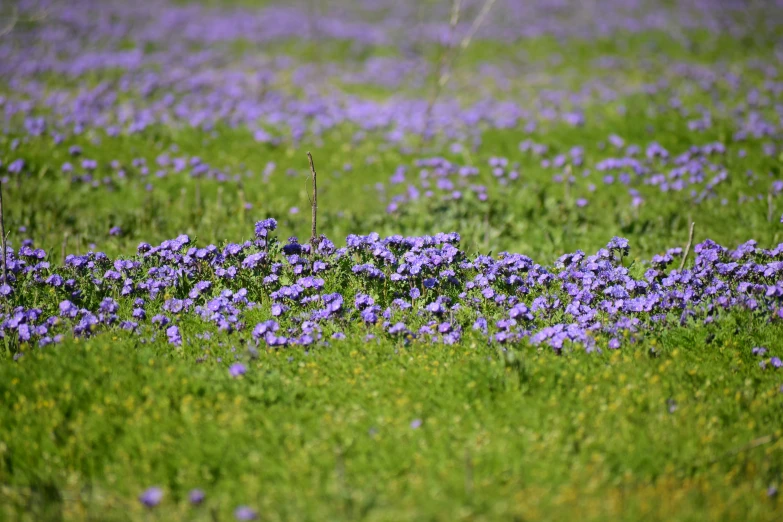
[1,0,783,520]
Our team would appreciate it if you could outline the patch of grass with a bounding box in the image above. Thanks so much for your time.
[1,314,782,520]
[1,2,783,519]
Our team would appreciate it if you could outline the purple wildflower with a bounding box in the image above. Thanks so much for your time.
[234,506,258,521]
[139,487,163,508]
[166,325,182,346]
[189,489,206,505]
[229,363,247,378]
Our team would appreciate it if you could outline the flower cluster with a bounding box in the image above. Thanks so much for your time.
[3,219,782,358]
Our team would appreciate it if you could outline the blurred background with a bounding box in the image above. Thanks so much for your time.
[0,0,781,261]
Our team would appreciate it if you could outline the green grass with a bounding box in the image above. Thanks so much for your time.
[2,315,782,521]
[1,10,783,522]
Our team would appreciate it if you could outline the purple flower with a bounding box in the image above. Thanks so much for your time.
[152,314,170,327]
[139,487,163,508]
[59,300,78,318]
[229,363,247,378]
[425,302,445,314]
[752,347,768,356]
[189,489,205,505]
[410,418,422,429]
[234,506,258,521]
[423,278,438,289]
[46,274,64,287]
[166,325,182,346]
[771,357,782,369]
[254,218,277,238]
[354,294,375,310]
[473,317,487,332]
[7,159,25,174]
[99,298,119,314]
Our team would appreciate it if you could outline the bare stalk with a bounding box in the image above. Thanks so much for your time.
[0,5,50,38]
[464,448,473,497]
[449,0,463,30]
[767,191,774,223]
[62,232,69,264]
[709,434,774,464]
[0,181,6,285]
[679,221,696,271]
[422,0,497,147]
[683,433,777,472]
[439,0,497,88]
[335,447,346,491]
[0,6,19,38]
[421,0,462,145]
[195,178,202,214]
[483,211,489,249]
[307,152,318,252]
[334,446,348,514]
[179,187,187,213]
[238,188,246,218]
[460,0,497,49]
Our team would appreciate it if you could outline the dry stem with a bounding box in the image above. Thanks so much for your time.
[0,181,7,285]
[307,152,318,252]
[679,221,696,271]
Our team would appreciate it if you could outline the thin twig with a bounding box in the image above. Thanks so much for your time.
[335,447,345,489]
[438,0,498,89]
[464,448,473,497]
[483,211,489,249]
[459,0,497,51]
[307,152,318,253]
[62,232,69,264]
[194,178,202,214]
[438,0,463,89]
[421,0,462,146]
[714,434,774,462]
[0,181,7,285]
[449,0,463,27]
[0,5,49,38]
[679,221,696,271]
[421,0,497,147]
[0,6,19,38]
[683,433,778,473]
[179,187,187,213]
[767,191,774,223]
[335,446,347,514]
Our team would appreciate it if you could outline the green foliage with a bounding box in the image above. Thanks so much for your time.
[1,316,782,521]
[1,12,782,522]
